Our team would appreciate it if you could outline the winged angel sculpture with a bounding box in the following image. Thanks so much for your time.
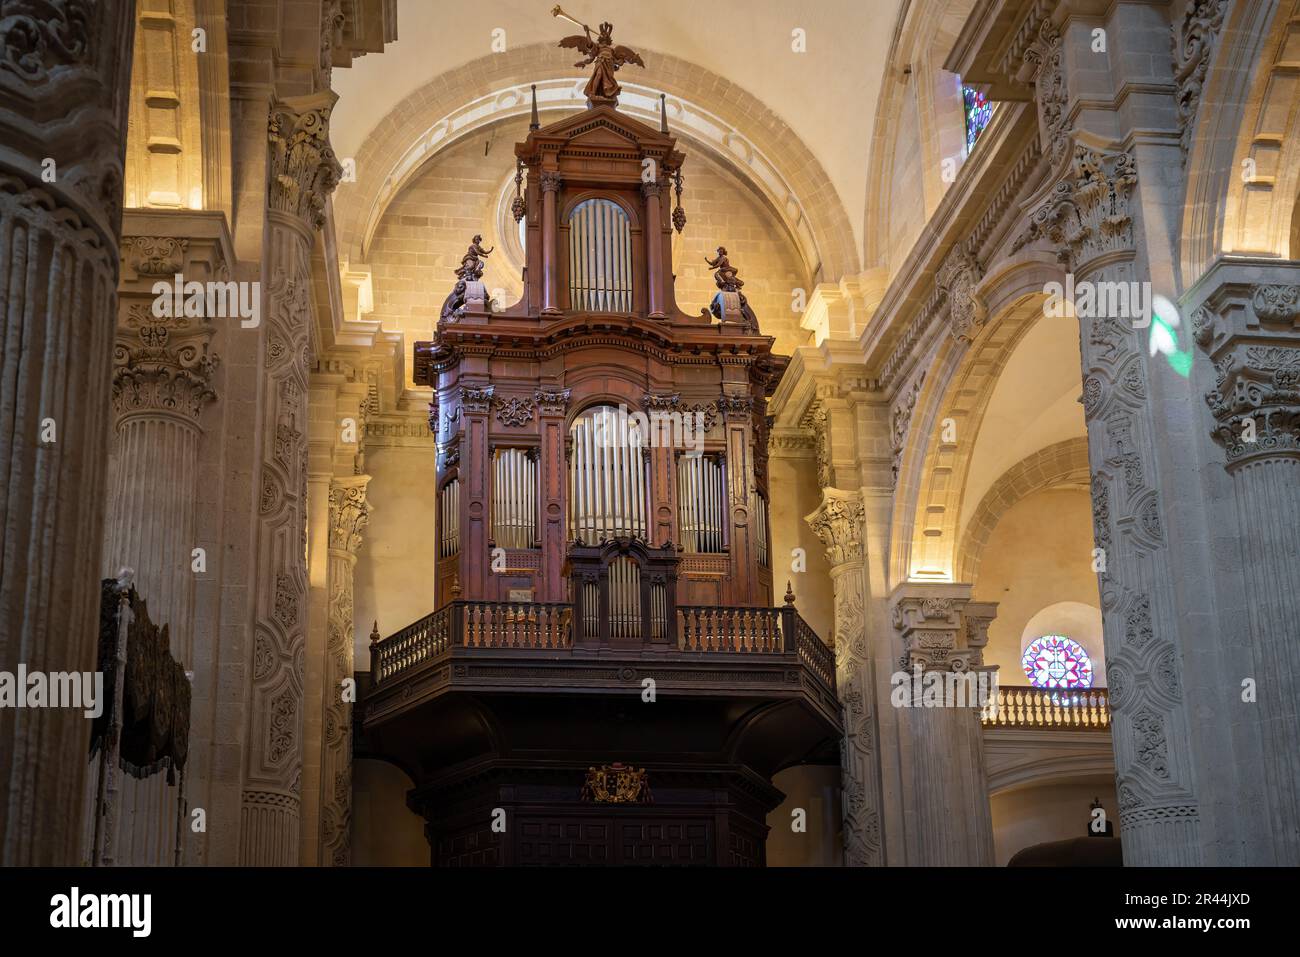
[554,7,645,106]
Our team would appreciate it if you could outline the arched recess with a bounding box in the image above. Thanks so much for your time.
[890,254,1071,587]
[1182,0,1300,281]
[957,437,1091,583]
[863,0,981,275]
[331,44,859,283]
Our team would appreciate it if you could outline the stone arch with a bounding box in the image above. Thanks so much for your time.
[1182,1,1300,281]
[890,254,1069,588]
[956,437,1091,583]
[331,44,858,282]
[863,0,981,275]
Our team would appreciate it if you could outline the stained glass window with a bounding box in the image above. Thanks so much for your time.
[1022,635,1094,689]
[963,85,992,152]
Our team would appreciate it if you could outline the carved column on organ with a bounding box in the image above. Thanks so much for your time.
[535,388,572,602]
[642,178,667,318]
[540,170,563,314]
[458,384,495,597]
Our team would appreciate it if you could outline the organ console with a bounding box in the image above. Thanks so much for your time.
[413,77,787,640]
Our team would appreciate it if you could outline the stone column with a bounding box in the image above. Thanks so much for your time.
[0,3,136,866]
[238,91,341,865]
[806,489,884,866]
[540,171,562,315]
[321,476,369,866]
[1190,267,1300,864]
[890,587,997,866]
[94,229,223,866]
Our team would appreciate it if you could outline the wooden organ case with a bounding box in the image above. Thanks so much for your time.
[363,79,840,867]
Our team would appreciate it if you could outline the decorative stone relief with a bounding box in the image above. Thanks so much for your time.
[890,372,924,488]
[1016,146,1137,272]
[122,236,189,275]
[805,491,865,567]
[1024,20,1069,165]
[937,245,985,343]
[1173,0,1228,162]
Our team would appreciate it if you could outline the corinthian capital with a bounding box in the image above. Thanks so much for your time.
[1015,146,1137,272]
[268,92,343,230]
[805,488,865,567]
[328,477,371,554]
[112,303,219,423]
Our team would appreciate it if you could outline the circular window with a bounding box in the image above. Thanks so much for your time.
[1021,635,1094,689]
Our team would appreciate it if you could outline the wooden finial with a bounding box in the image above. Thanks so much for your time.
[784,581,796,606]
[659,93,668,133]
[369,620,380,644]
[529,84,540,130]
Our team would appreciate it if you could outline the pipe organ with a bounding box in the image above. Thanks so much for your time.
[373,41,841,870]
[413,86,788,634]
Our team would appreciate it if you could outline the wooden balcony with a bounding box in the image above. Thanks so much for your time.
[367,598,837,719]
[981,685,1111,731]
[361,598,841,866]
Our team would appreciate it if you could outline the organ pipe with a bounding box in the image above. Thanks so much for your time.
[568,199,632,312]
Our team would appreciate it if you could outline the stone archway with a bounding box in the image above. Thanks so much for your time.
[330,44,859,283]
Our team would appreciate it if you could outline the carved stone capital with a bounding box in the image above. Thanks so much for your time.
[268,92,343,231]
[1190,274,1300,468]
[891,587,998,674]
[1204,347,1300,466]
[111,303,219,423]
[805,488,865,568]
[1017,146,1137,273]
[328,477,371,554]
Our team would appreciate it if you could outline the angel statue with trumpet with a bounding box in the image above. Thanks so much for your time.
[553,7,644,107]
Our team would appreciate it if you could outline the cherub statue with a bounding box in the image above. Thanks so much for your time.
[705,246,744,292]
[555,11,644,106]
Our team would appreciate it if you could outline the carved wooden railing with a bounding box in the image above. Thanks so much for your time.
[372,600,572,684]
[373,600,837,699]
[981,685,1111,731]
[677,606,785,652]
[677,604,837,700]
